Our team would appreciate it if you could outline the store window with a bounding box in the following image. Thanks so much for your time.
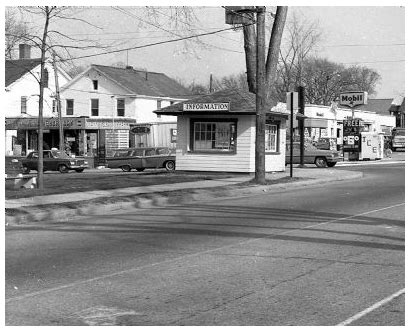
[190,119,237,153]
[21,96,27,114]
[66,99,74,115]
[117,99,125,117]
[265,124,278,152]
[91,99,99,116]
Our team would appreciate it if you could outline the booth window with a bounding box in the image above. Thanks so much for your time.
[66,99,74,115]
[265,124,278,153]
[21,96,27,114]
[190,119,237,153]
[91,99,99,116]
[117,98,125,117]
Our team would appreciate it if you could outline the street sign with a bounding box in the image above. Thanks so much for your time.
[339,91,368,107]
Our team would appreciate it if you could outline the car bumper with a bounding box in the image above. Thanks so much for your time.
[69,165,89,170]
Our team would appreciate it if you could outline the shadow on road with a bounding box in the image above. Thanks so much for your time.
[8,204,405,252]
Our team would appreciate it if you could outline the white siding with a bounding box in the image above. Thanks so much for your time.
[60,68,136,118]
[175,115,286,173]
[6,61,70,118]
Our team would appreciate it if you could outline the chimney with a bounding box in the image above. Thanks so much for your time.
[19,44,31,59]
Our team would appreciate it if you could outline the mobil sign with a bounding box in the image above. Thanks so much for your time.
[339,91,368,107]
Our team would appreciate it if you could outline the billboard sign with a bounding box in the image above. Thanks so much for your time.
[339,91,368,107]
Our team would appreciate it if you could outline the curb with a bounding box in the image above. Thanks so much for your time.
[5,171,363,226]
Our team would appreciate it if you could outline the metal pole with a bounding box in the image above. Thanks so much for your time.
[254,6,266,184]
[290,92,294,178]
[298,85,305,166]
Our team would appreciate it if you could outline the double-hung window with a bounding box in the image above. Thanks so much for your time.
[265,124,278,152]
[191,119,237,153]
[66,99,74,115]
[21,96,27,114]
[91,99,99,116]
[117,99,125,117]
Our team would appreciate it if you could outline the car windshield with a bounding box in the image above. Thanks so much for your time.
[51,150,70,158]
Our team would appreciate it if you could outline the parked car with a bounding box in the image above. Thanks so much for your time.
[106,147,176,172]
[391,128,405,151]
[285,143,340,167]
[21,150,89,174]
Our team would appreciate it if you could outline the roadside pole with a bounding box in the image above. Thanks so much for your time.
[298,86,305,166]
[287,91,298,178]
[290,93,294,177]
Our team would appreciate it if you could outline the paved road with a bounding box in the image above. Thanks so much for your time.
[5,164,404,326]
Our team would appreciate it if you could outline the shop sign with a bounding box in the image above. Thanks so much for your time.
[5,117,85,130]
[343,118,363,152]
[339,91,368,107]
[130,126,150,134]
[170,128,177,143]
[183,103,230,111]
[85,119,130,129]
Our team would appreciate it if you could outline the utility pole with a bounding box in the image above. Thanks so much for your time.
[52,52,64,152]
[254,6,266,184]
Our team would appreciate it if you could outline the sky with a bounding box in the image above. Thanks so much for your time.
[4,1,406,99]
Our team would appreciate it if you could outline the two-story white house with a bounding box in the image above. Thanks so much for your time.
[59,64,193,164]
[5,44,72,156]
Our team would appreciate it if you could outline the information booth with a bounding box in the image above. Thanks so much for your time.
[154,89,288,173]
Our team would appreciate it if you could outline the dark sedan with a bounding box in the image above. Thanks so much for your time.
[21,150,89,174]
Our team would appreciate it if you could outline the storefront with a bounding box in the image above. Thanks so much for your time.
[154,90,288,173]
[5,117,136,167]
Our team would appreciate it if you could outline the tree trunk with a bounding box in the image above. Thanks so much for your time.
[37,6,51,190]
[243,22,257,93]
[265,6,288,108]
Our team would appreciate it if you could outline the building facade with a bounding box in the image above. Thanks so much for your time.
[5,44,72,156]
[58,64,192,164]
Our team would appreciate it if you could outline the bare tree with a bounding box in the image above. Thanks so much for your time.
[301,57,381,105]
[5,8,31,59]
[275,12,322,101]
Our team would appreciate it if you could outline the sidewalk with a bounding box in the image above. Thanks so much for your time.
[5,167,365,226]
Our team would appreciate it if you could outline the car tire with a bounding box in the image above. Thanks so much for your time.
[164,160,175,171]
[22,165,30,174]
[315,157,328,168]
[75,169,84,173]
[121,165,132,172]
[327,162,337,167]
[136,168,145,172]
[58,164,69,173]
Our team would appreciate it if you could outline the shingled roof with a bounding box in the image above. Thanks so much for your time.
[91,64,193,99]
[344,98,393,116]
[5,58,42,87]
[155,89,288,118]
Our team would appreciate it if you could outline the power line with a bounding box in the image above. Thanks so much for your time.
[59,22,251,62]
[321,43,405,48]
[112,6,243,54]
[340,60,404,64]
